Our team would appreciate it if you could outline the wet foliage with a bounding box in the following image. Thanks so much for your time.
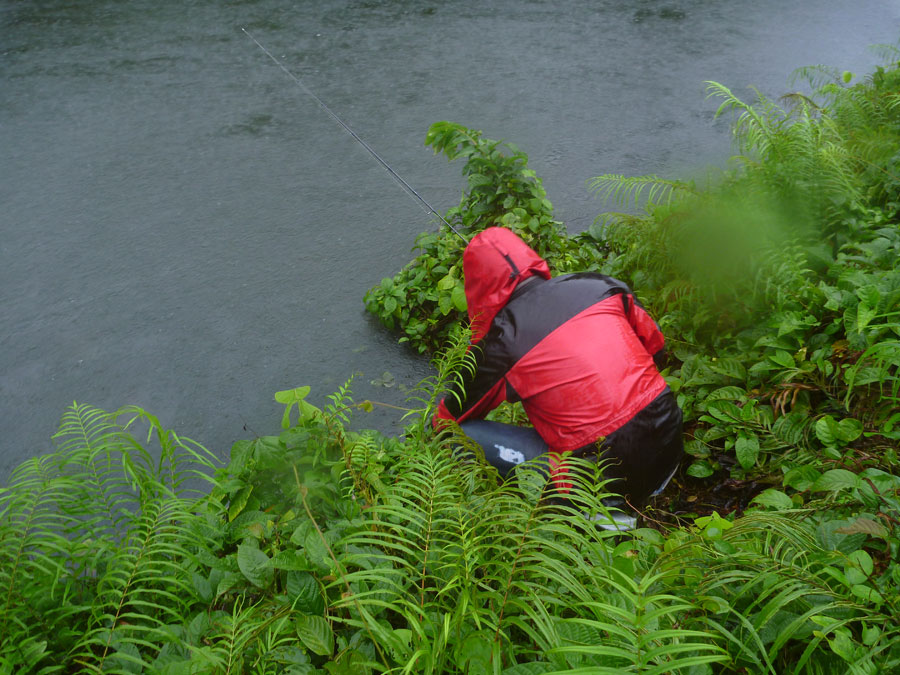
[2,54,900,674]
[363,121,603,354]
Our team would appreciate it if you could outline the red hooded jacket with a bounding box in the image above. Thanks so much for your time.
[434,227,667,453]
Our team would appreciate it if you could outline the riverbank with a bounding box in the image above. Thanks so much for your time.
[3,44,900,674]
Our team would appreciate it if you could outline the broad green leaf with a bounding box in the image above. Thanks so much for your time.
[268,550,310,571]
[752,489,793,510]
[228,485,252,522]
[304,530,332,572]
[708,358,747,381]
[287,571,324,615]
[385,629,413,662]
[228,509,271,541]
[296,615,334,656]
[826,628,856,660]
[782,465,821,491]
[705,385,746,401]
[863,625,882,646]
[769,350,796,369]
[456,631,493,673]
[699,595,731,614]
[274,386,320,428]
[685,438,709,458]
[237,543,273,589]
[857,303,877,332]
[735,430,760,469]
[191,573,213,604]
[227,440,254,474]
[705,400,742,422]
[695,511,734,532]
[215,572,240,597]
[438,293,453,315]
[848,550,874,576]
[835,517,888,538]
[844,566,868,586]
[275,385,311,405]
[815,415,839,446]
[664,374,683,392]
[326,648,369,674]
[850,584,884,605]
[687,460,714,478]
[835,418,863,443]
[187,611,214,643]
[817,519,867,553]
[451,283,468,311]
[813,469,861,493]
[436,273,456,291]
[383,296,398,313]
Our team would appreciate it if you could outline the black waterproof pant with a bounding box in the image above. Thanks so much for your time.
[580,387,684,505]
[460,387,684,506]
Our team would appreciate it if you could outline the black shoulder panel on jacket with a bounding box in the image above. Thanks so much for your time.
[443,274,630,418]
[493,273,631,361]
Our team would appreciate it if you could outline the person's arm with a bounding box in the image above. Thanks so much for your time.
[433,339,513,427]
[622,292,666,369]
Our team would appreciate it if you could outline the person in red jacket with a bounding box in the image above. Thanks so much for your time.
[433,227,683,511]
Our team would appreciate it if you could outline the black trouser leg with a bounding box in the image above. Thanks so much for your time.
[580,387,684,506]
[458,419,549,477]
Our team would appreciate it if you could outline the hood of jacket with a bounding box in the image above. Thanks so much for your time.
[463,227,551,343]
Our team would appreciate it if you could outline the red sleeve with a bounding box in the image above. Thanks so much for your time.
[432,376,509,429]
[624,294,665,359]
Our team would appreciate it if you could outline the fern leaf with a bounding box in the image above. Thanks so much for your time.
[588,174,692,210]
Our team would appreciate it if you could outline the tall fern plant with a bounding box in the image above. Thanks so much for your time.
[591,77,880,348]
[331,443,727,673]
[0,403,218,673]
[657,507,900,673]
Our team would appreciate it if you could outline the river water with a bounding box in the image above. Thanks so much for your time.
[2,0,898,477]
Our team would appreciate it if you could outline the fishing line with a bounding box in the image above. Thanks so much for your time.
[242,27,468,243]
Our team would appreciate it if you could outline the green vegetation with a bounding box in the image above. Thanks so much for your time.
[363,121,603,354]
[3,57,900,673]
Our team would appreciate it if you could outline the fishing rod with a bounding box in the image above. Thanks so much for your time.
[241,27,468,243]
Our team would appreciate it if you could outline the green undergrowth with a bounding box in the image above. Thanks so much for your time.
[1,371,898,672]
[3,53,900,674]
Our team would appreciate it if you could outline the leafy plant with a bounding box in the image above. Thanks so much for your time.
[0,403,217,673]
[5,45,900,675]
[364,121,602,354]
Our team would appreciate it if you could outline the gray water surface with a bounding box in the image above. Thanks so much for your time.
[2,0,898,477]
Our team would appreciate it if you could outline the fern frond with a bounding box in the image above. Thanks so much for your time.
[0,454,77,667]
[588,174,693,210]
[590,210,647,235]
[789,65,844,90]
[323,374,357,425]
[53,404,142,540]
[73,495,199,672]
[868,42,900,64]
[187,599,295,674]
[118,406,219,499]
[1,403,218,673]
[657,509,900,673]
[402,323,474,432]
